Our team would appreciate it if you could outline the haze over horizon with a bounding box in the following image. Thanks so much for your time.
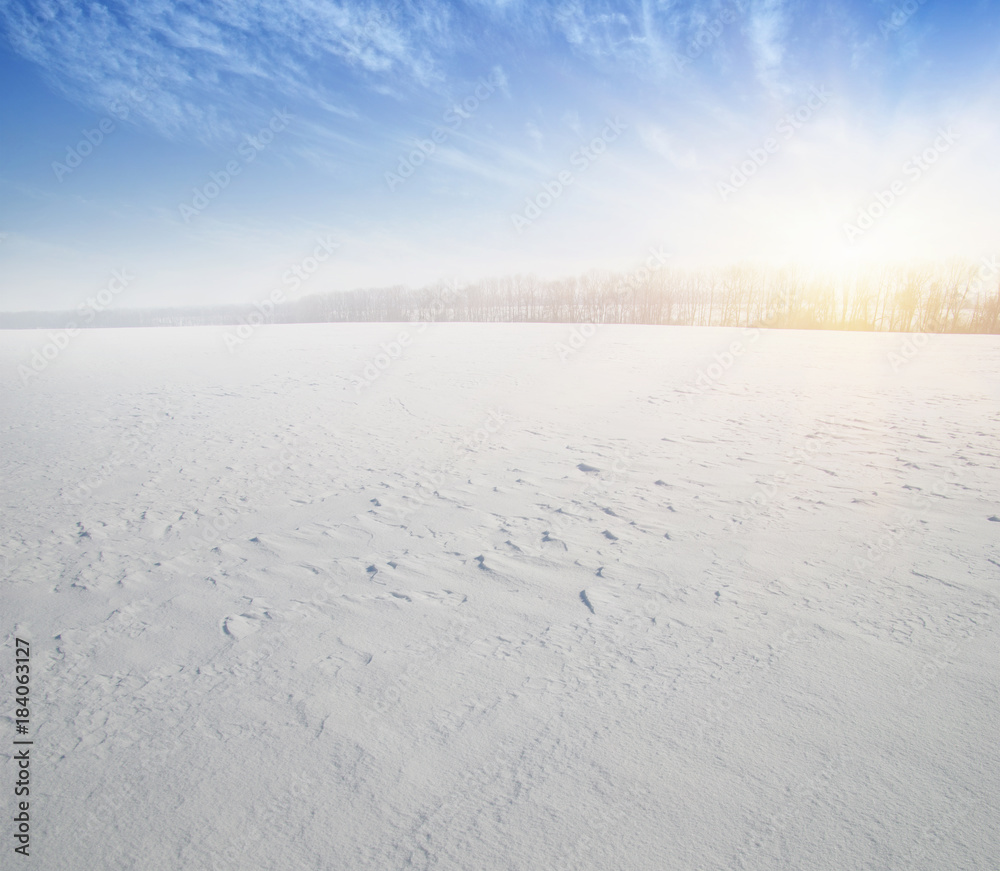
[1,0,999,312]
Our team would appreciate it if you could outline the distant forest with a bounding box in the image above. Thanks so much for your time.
[3,260,999,333]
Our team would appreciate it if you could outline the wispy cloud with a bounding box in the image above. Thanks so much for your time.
[0,0,455,142]
[553,0,649,66]
[637,122,699,169]
[746,0,790,91]
[3,0,997,311]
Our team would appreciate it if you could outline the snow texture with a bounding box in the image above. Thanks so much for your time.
[2,323,998,870]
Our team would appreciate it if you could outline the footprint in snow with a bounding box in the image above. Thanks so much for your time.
[385,590,467,607]
[222,614,259,640]
[542,532,568,550]
[577,463,600,473]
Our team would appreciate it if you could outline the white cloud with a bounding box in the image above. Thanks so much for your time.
[562,109,583,135]
[0,0,454,142]
[746,0,790,91]
[637,123,699,169]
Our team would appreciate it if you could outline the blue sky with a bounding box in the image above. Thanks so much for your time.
[1,0,998,310]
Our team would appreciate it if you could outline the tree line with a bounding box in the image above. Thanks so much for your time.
[280,259,1000,333]
[3,259,998,332]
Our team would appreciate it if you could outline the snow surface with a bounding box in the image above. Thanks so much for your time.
[2,323,999,870]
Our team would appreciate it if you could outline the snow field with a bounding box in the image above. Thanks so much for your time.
[1,323,998,870]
